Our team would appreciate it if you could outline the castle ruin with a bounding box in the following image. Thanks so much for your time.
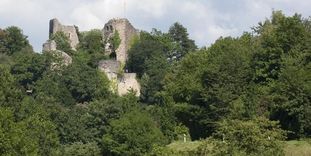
[49,18,79,50]
[42,18,140,96]
[102,18,139,64]
[100,18,140,96]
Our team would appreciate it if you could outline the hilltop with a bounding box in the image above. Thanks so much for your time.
[0,11,310,155]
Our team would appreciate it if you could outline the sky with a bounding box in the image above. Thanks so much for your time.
[0,0,310,52]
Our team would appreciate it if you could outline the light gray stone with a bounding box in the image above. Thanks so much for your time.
[49,18,79,50]
[118,73,140,96]
[98,60,120,80]
[102,18,139,64]
[42,40,57,51]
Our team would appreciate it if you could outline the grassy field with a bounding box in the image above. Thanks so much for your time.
[166,140,311,156]
[285,140,311,156]
[167,141,202,152]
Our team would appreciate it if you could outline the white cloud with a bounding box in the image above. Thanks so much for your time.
[0,0,310,51]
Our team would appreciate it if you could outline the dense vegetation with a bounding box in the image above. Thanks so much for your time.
[0,11,310,155]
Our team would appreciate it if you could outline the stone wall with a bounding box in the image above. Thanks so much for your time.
[42,18,141,96]
[98,60,120,80]
[98,60,140,96]
[42,40,57,51]
[102,18,139,64]
[49,18,79,50]
[118,73,140,96]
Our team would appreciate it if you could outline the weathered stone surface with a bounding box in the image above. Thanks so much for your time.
[49,18,79,50]
[42,40,57,51]
[44,50,72,70]
[118,73,140,96]
[102,18,139,64]
[57,50,72,66]
[98,60,120,80]
[98,59,140,96]
[42,18,141,96]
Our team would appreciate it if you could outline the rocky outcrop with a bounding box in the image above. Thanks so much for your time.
[102,18,139,64]
[49,18,79,50]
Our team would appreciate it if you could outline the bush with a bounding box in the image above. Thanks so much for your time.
[102,110,166,155]
[197,118,286,156]
[62,142,101,156]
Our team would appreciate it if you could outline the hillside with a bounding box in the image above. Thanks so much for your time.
[0,10,310,156]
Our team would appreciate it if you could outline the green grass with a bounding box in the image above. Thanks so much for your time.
[166,139,311,156]
[167,141,203,152]
[285,139,311,156]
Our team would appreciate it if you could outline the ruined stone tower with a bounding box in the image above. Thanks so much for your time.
[42,18,140,96]
[49,18,79,50]
[102,18,139,64]
[99,18,140,96]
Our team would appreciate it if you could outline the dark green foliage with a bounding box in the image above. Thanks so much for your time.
[127,31,169,103]
[0,26,31,55]
[50,31,72,54]
[110,30,121,51]
[78,30,107,67]
[34,72,75,106]
[62,60,110,103]
[0,28,8,54]
[0,65,23,107]
[269,53,311,138]
[198,118,285,156]
[168,22,197,59]
[11,51,53,90]
[1,10,311,155]
[164,35,254,139]
[102,110,166,155]
[62,142,101,156]
[0,67,60,155]
[79,29,105,54]
[252,11,310,83]
[127,31,166,76]
[250,11,311,138]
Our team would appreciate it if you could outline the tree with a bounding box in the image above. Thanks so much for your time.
[0,26,32,55]
[51,31,72,54]
[109,30,121,54]
[252,11,311,138]
[198,118,285,156]
[0,108,39,156]
[10,51,52,90]
[252,11,310,83]
[0,28,9,54]
[79,29,105,54]
[34,71,75,106]
[127,31,170,103]
[102,110,166,155]
[62,60,110,103]
[62,142,101,156]
[163,35,254,139]
[168,22,197,60]
[269,53,311,138]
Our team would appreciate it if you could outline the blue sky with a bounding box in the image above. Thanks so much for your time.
[0,0,310,52]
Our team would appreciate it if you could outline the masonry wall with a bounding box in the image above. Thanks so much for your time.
[118,73,140,96]
[49,18,79,50]
[102,18,138,64]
